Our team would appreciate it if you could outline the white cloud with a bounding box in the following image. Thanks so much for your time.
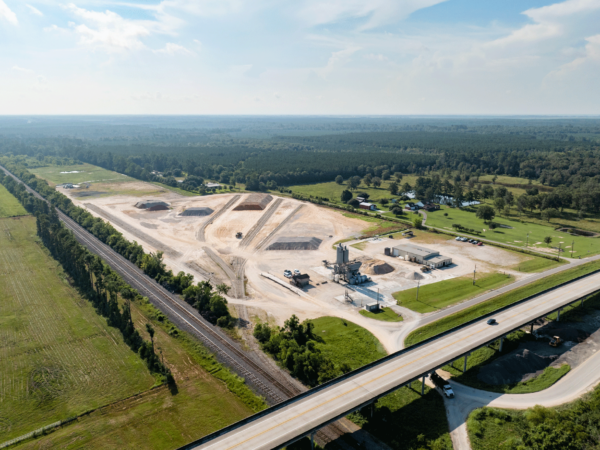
[0,0,18,25]
[26,4,43,16]
[155,43,193,55]
[298,0,447,30]
[317,46,361,77]
[157,0,244,17]
[12,65,36,74]
[64,4,153,53]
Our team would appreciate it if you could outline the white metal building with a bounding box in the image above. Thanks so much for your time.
[392,244,452,268]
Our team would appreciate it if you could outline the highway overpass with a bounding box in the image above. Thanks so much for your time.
[183,271,600,450]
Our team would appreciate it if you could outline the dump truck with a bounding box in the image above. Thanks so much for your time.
[549,336,562,347]
[431,371,454,398]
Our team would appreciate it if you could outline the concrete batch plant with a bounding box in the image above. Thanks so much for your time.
[331,244,370,285]
[388,243,452,268]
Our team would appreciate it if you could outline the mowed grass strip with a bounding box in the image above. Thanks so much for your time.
[0,216,154,442]
[394,273,514,314]
[29,162,134,186]
[405,259,600,346]
[512,256,565,273]
[359,307,404,322]
[310,317,387,370]
[0,183,28,217]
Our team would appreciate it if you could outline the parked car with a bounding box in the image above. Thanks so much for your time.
[477,242,483,246]
[455,236,461,241]
[284,270,292,278]
[487,318,497,325]
[472,240,478,245]
[294,269,301,275]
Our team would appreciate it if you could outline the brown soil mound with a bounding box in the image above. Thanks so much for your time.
[360,258,395,275]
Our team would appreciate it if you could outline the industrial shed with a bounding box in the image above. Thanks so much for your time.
[180,207,214,217]
[134,200,170,211]
[359,202,377,211]
[266,236,322,251]
[233,193,273,211]
[392,243,452,268]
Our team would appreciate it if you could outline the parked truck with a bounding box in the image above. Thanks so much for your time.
[431,371,454,398]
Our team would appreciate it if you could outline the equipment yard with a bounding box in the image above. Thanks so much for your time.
[57,181,547,351]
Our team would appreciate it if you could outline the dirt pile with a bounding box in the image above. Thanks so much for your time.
[360,258,395,275]
[266,236,322,250]
[478,349,557,385]
[233,193,273,211]
[405,271,424,281]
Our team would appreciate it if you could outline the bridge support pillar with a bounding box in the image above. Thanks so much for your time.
[581,299,584,307]
[310,432,315,450]
[421,376,426,395]
[557,309,561,322]
[499,337,504,352]
[530,322,534,333]
[463,354,468,372]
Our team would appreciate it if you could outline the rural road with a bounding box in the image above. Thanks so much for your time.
[444,348,600,449]
[187,271,600,449]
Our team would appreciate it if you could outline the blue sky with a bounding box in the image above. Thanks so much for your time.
[1,0,599,114]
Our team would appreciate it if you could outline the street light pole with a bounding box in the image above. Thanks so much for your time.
[416,281,420,302]
[473,264,476,285]
[526,232,529,248]
[571,240,574,258]
[557,243,561,261]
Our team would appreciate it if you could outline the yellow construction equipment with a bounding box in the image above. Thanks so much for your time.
[549,336,562,347]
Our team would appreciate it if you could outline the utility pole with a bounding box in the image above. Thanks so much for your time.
[526,232,529,248]
[571,240,574,258]
[557,242,561,261]
[416,281,420,302]
[473,264,476,285]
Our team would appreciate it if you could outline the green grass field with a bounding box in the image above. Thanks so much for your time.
[310,317,387,370]
[29,163,134,186]
[394,273,514,314]
[425,204,600,257]
[359,307,404,322]
[0,184,28,217]
[405,259,600,346]
[341,212,407,237]
[0,216,155,443]
[512,256,565,273]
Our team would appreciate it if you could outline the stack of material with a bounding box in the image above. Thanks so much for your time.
[360,259,395,275]
[266,236,322,251]
[180,207,214,217]
[405,271,424,281]
[233,193,273,211]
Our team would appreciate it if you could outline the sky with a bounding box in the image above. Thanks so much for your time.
[0,0,599,115]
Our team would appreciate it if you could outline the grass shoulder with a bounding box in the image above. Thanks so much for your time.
[405,259,600,346]
[394,272,514,314]
[359,307,404,322]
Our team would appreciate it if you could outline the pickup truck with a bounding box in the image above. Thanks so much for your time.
[431,371,455,398]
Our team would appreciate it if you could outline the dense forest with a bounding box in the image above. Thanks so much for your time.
[1,117,600,191]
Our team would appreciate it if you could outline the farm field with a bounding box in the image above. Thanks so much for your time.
[0,184,28,218]
[29,163,134,186]
[425,204,600,257]
[310,317,387,370]
[394,272,515,314]
[0,216,155,443]
[12,294,258,450]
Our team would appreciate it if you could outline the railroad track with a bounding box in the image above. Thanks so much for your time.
[0,165,360,448]
[239,198,283,248]
[196,195,240,242]
[202,248,246,299]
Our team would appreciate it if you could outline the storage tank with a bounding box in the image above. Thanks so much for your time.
[334,274,340,283]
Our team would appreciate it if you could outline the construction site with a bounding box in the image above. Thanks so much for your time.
[57,181,537,349]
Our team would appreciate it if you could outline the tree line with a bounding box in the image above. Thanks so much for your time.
[0,170,172,382]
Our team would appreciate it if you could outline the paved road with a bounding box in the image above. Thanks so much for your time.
[445,348,600,449]
[191,272,600,450]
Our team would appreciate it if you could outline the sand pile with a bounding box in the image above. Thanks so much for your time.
[478,349,557,385]
[234,193,273,211]
[360,259,395,275]
[405,271,424,281]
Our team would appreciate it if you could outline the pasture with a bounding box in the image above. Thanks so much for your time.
[0,184,28,218]
[29,163,134,186]
[0,216,154,443]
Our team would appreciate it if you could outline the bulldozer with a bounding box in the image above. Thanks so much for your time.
[549,336,562,347]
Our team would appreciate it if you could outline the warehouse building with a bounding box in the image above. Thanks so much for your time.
[359,202,377,211]
[391,243,452,268]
